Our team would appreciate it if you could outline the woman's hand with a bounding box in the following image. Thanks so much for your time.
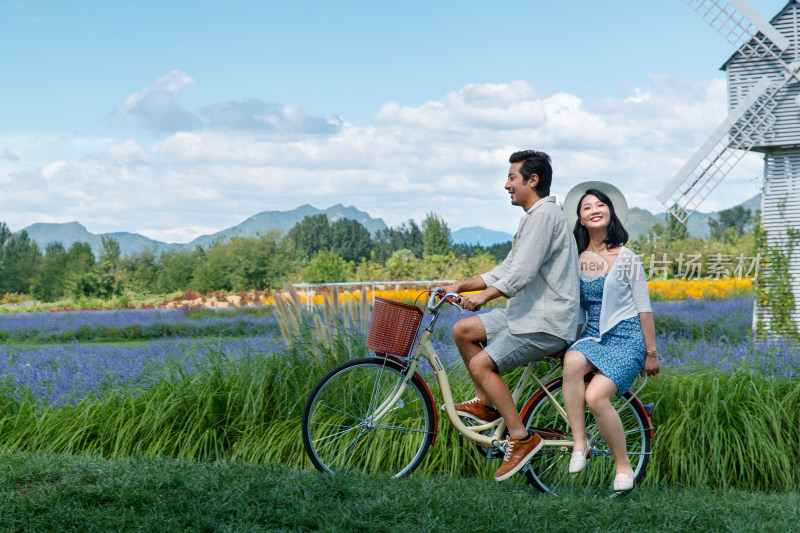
[640,355,660,377]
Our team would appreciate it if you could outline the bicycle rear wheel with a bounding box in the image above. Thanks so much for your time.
[521,376,652,494]
[302,357,435,478]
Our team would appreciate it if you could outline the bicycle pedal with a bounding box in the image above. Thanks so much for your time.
[518,463,532,475]
[482,448,504,460]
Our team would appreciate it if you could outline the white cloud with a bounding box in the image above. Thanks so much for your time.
[139,225,223,244]
[201,98,341,134]
[96,140,150,163]
[111,71,343,137]
[2,75,763,240]
[41,160,69,180]
[112,71,203,133]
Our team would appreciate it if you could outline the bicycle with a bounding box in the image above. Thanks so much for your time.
[301,289,654,494]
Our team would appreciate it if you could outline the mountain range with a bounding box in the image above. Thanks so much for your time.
[20,195,762,257]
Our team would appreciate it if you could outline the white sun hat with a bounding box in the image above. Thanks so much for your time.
[562,181,628,229]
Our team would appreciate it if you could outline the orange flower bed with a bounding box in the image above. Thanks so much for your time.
[647,278,754,300]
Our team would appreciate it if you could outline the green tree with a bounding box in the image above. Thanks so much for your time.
[330,218,372,263]
[305,250,350,283]
[486,241,512,262]
[96,235,122,298]
[120,248,159,294]
[192,241,234,293]
[644,216,689,248]
[385,249,419,280]
[0,222,10,258]
[30,242,68,301]
[63,242,97,298]
[666,216,689,243]
[0,229,42,295]
[226,231,298,290]
[155,248,200,293]
[373,220,424,262]
[65,242,94,272]
[286,214,332,260]
[422,212,452,257]
[709,205,752,242]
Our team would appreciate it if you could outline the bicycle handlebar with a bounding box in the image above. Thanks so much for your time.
[428,287,464,313]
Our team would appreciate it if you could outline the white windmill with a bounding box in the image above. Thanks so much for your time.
[659,0,800,335]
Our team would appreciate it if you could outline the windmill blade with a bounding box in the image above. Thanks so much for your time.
[658,76,782,222]
[684,0,790,59]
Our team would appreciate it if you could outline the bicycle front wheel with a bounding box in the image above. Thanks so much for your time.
[302,357,435,478]
[521,377,652,494]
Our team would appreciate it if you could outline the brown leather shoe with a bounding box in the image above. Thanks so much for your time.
[452,397,501,424]
[494,431,544,481]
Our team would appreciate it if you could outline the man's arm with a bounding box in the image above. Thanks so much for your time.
[491,211,553,299]
[440,277,501,312]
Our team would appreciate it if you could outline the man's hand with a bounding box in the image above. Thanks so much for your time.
[460,292,489,312]
[440,283,460,295]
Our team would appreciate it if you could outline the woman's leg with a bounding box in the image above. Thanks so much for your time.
[562,350,594,453]
[584,374,632,476]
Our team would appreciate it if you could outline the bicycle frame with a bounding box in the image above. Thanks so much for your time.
[365,292,556,450]
[367,291,651,454]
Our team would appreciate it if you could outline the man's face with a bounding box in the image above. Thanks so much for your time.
[505,161,538,209]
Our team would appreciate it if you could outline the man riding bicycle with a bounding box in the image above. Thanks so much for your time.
[442,149,580,481]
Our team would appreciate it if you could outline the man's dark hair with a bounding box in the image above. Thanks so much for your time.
[509,150,552,197]
[573,188,629,254]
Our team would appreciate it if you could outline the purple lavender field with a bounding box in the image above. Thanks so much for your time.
[0,296,796,405]
[0,308,280,342]
[0,336,283,405]
[426,296,798,380]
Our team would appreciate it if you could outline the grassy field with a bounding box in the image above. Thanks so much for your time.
[1,294,798,531]
[0,453,798,532]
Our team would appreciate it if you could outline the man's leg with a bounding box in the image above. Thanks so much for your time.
[467,352,527,439]
[452,316,490,402]
[471,351,546,482]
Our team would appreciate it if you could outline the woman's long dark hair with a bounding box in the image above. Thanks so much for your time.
[573,188,628,254]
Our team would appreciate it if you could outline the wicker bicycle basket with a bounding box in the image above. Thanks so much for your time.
[366,297,424,357]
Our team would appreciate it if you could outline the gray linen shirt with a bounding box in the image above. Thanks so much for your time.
[479,196,580,342]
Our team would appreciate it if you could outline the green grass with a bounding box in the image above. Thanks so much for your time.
[646,367,800,491]
[0,329,798,492]
[0,453,797,532]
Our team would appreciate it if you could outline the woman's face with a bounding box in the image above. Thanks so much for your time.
[579,194,612,232]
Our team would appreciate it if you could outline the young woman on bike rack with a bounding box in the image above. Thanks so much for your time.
[561,182,661,492]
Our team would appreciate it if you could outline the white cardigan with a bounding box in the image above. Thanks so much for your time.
[579,246,652,340]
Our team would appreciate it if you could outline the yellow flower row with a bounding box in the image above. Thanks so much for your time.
[647,278,753,300]
[257,278,753,306]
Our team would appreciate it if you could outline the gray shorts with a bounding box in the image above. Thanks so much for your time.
[479,308,567,373]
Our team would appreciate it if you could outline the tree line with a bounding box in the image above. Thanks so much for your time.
[0,214,511,303]
[0,205,755,303]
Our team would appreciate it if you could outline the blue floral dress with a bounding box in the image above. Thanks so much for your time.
[570,273,646,395]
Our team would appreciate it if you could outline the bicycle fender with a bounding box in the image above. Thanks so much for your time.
[375,353,439,444]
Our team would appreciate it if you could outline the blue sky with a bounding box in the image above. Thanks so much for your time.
[0,0,789,242]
